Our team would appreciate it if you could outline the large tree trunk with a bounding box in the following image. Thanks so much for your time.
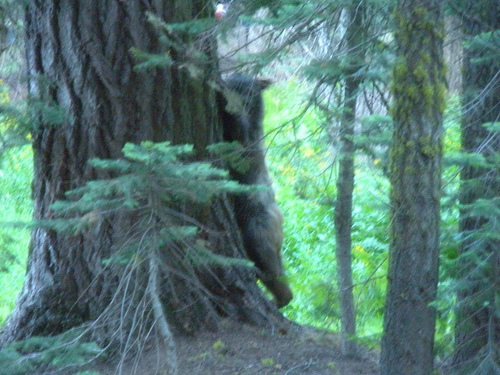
[1,0,283,353]
[453,0,500,365]
[380,1,445,374]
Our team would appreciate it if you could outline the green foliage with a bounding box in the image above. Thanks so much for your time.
[51,142,251,214]
[263,81,389,339]
[0,1,490,364]
[131,47,173,71]
[466,30,500,66]
[0,16,32,323]
[0,160,31,323]
[0,327,102,375]
[46,141,255,269]
[0,0,24,73]
[0,80,32,325]
[132,13,215,79]
[207,141,253,175]
[448,8,500,361]
[433,95,462,356]
[262,81,464,354]
[0,104,31,153]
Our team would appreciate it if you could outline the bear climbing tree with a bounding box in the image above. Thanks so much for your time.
[0,1,288,351]
[220,75,293,308]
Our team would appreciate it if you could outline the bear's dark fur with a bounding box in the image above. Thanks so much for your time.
[219,75,293,308]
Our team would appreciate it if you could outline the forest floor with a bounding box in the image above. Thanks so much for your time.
[94,319,380,375]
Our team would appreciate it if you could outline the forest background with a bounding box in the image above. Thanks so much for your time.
[0,0,498,374]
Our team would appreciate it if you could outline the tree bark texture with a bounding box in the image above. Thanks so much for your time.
[333,1,365,357]
[1,0,282,347]
[454,0,500,365]
[380,1,445,374]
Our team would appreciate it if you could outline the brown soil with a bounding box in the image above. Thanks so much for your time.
[96,319,380,375]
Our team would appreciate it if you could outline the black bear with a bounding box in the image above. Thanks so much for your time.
[219,75,293,308]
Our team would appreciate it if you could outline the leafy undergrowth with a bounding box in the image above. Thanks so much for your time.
[91,319,379,375]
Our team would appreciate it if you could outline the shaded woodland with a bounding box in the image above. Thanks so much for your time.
[0,0,498,374]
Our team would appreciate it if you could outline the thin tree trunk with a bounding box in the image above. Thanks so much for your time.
[380,1,445,374]
[333,1,365,357]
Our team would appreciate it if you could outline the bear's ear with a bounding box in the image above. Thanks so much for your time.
[257,78,273,91]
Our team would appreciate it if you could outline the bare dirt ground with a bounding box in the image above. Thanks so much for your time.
[97,319,380,375]
[176,319,379,375]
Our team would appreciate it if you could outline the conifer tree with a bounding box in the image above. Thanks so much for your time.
[0,1,285,371]
[380,0,445,373]
[452,0,500,369]
[332,1,366,357]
